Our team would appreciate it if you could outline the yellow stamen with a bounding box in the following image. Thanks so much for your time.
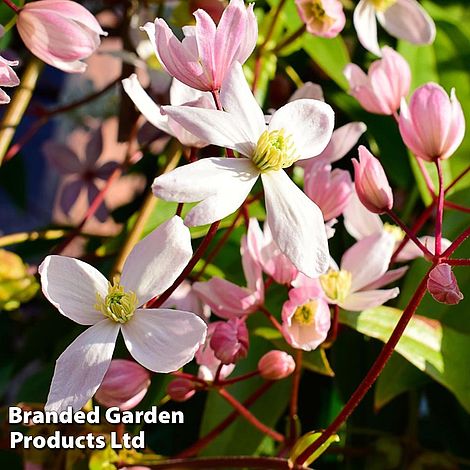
[320,269,352,302]
[383,223,405,242]
[95,276,137,324]
[370,0,396,12]
[252,129,299,172]
[293,300,319,325]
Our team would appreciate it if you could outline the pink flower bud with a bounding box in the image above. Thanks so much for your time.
[0,56,19,104]
[258,350,296,380]
[210,318,249,364]
[295,0,345,39]
[399,83,465,162]
[427,264,463,305]
[17,0,107,73]
[94,360,150,411]
[167,378,196,402]
[353,146,393,214]
[344,47,411,115]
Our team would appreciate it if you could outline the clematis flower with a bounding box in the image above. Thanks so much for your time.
[193,235,264,318]
[0,56,19,104]
[143,0,257,91]
[258,350,296,380]
[17,0,107,73]
[282,282,331,351]
[295,0,345,38]
[153,63,334,277]
[39,216,207,412]
[123,74,214,148]
[399,83,465,162]
[344,47,410,115]
[210,317,249,364]
[353,0,435,57]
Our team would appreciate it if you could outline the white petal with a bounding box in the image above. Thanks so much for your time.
[363,266,408,290]
[45,320,119,412]
[353,0,382,57]
[122,309,207,373]
[341,287,399,311]
[261,170,329,278]
[268,99,335,160]
[120,216,192,305]
[169,77,211,106]
[153,157,259,226]
[220,62,265,143]
[343,191,384,240]
[39,256,107,325]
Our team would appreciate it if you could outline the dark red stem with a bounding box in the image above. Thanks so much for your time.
[435,159,445,255]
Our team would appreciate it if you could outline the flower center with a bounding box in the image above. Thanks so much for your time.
[293,300,319,325]
[370,0,396,12]
[320,269,352,302]
[95,276,137,324]
[383,222,405,242]
[252,129,299,172]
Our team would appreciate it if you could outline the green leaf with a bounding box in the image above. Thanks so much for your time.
[289,431,340,467]
[303,349,335,377]
[253,326,283,341]
[340,307,470,413]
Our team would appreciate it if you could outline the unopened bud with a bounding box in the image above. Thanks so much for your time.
[167,378,196,402]
[427,264,463,305]
[258,350,296,380]
[210,318,249,365]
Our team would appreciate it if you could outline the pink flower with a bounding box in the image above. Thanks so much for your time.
[210,318,249,364]
[94,359,150,410]
[258,350,296,380]
[0,56,19,104]
[282,282,331,351]
[344,47,411,115]
[399,83,465,162]
[353,146,393,214]
[295,0,345,38]
[143,0,257,91]
[353,0,435,57]
[167,378,197,402]
[17,0,107,73]
[427,264,463,305]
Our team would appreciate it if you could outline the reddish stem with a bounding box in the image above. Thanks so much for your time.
[2,0,19,13]
[210,90,234,157]
[295,270,430,465]
[324,304,339,347]
[442,227,470,259]
[171,371,207,387]
[444,165,470,194]
[435,159,445,255]
[446,258,470,266]
[444,200,470,214]
[259,305,284,335]
[288,350,303,444]
[218,370,260,386]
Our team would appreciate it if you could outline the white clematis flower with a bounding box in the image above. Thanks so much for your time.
[39,216,207,412]
[152,63,335,278]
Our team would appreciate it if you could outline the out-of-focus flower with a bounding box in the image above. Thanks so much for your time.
[167,378,197,402]
[399,83,465,162]
[344,47,410,115]
[353,146,393,214]
[210,317,249,364]
[0,249,39,311]
[143,0,257,91]
[193,235,264,318]
[17,0,107,73]
[258,350,295,380]
[154,63,334,277]
[353,0,435,57]
[0,56,19,104]
[39,217,207,412]
[94,359,150,410]
[282,282,331,351]
[123,74,213,148]
[427,264,463,305]
[189,0,227,22]
[295,0,345,38]
[161,280,210,320]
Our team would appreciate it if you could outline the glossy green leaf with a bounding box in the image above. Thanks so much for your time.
[289,431,340,467]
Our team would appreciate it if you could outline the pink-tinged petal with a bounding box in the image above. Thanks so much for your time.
[122,74,172,135]
[120,216,192,305]
[153,157,259,226]
[59,179,84,214]
[289,82,324,102]
[341,287,399,311]
[220,62,266,143]
[353,0,381,57]
[398,98,425,158]
[194,9,217,83]
[377,0,435,45]
[38,255,107,325]
[268,99,335,160]
[122,308,207,373]
[442,89,465,159]
[241,235,263,295]
[236,2,258,63]
[45,320,119,412]
[362,266,409,290]
[161,105,256,156]
[261,170,329,278]
[169,77,212,106]
[0,88,11,104]
[341,232,395,292]
[193,278,262,319]
[343,191,384,240]
[397,236,452,262]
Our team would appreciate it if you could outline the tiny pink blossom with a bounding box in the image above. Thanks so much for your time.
[353,146,393,214]
[258,350,296,380]
[295,0,345,38]
[17,0,107,73]
[0,56,20,104]
[210,318,249,364]
[94,359,150,410]
[167,378,197,402]
[344,47,411,115]
[427,264,463,305]
[399,83,465,162]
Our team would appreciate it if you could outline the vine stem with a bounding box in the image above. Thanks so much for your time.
[288,350,303,444]
[217,388,285,442]
[444,200,470,214]
[435,159,445,255]
[446,258,470,266]
[442,227,470,259]
[272,25,306,54]
[444,164,470,194]
[259,305,284,334]
[295,270,431,466]
[1,0,19,13]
